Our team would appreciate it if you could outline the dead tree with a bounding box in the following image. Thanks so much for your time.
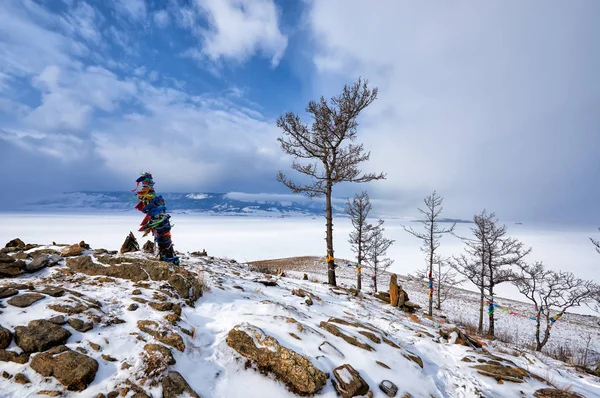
[591,228,600,254]
[404,191,455,316]
[345,190,375,290]
[451,210,531,336]
[364,219,394,293]
[513,262,595,351]
[416,258,462,311]
[276,78,385,286]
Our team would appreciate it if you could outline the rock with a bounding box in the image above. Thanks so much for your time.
[39,286,65,297]
[132,289,142,295]
[128,303,139,311]
[379,380,398,397]
[0,252,16,263]
[190,250,207,257]
[533,389,584,398]
[142,240,155,253]
[61,244,84,257]
[145,343,176,365]
[2,371,10,379]
[376,361,390,369]
[7,293,45,308]
[37,391,63,396]
[48,255,62,266]
[79,241,90,250]
[89,342,101,351]
[389,274,399,307]
[0,349,30,364]
[0,259,24,277]
[319,321,374,351]
[101,354,117,362]
[149,301,176,312]
[375,291,390,303]
[473,364,525,383]
[168,273,203,302]
[68,318,93,332]
[30,345,98,391]
[332,364,369,398]
[318,341,345,359]
[137,320,185,352]
[14,319,72,353]
[13,251,29,260]
[439,327,482,349]
[162,371,200,398]
[0,326,11,349]
[25,255,50,272]
[14,372,30,384]
[5,238,25,249]
[0,287,19,299]
[227,323,327,395]
[120,232,140,253]
[256,280,277,287]
[358,331,381,344]
[303,273,308,280]
[305,297,313,306]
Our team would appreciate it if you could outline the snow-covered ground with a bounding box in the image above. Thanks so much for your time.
[1,245,600,397]
[1,213,598,301]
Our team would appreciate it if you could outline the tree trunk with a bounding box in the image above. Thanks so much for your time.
[436,260,441,310]
[357,263,362,291]
[535,310,542,351]
[478,287,484,335]
[428,253,434,316]
[373,261,378,293]
[488,288,495,337]
[325,182,336,286]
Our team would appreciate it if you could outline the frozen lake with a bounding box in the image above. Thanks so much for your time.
[1,212,599,301]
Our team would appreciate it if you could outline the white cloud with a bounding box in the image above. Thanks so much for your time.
[112,0,147,21]
[187,0,288,66]
[60,1,103,45]
[153,9,170,28]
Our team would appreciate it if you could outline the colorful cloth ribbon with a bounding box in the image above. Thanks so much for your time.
[132,172,179,265]
[427,270,434,298]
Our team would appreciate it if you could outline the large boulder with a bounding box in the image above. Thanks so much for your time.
[14,319,71,353]
[30,345,98,391]
[0,325,11,349]
[120,232,140,253]
[0,287,19,299]
[60,244,84,257]
[5,238,25,249]
[162,371,200,398]
[332,364,369,398]
[226,323,327,395]
[0,349,30,364]
[0,254,25,277]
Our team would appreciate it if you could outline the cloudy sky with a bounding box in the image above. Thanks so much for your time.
[1,0,599,223]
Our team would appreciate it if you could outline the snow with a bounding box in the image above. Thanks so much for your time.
[336,367,353,384]
[0,214,599,397]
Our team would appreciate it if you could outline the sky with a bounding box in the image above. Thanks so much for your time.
[1,0,599,223]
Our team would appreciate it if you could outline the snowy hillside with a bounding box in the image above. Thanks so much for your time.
[17,192,348,217]
[1,239,599,397]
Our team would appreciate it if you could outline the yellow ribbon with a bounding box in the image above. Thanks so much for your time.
[326,253,334,263]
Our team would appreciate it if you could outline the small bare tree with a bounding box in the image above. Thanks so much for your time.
[513,262,595,351]
[591,228,600,254]
[416,258,463,311]
[276,78,386,286]
[404,191,455,316]
[451,210,531,336]
[345,190,374,291]
[364,219,394,293]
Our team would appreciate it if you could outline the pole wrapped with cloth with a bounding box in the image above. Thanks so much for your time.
[132,172,179,265]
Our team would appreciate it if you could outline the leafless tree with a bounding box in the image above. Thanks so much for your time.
[513,262,595,351]
[404,191,456,316]
[345,190,374,290]
[416,258,463,311]
[591,228,600,254]
[364,219,394,293]
[276,78,386,286]
[451,210,531,336]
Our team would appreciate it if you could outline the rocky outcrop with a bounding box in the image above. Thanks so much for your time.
[162,371,200,398]
[0,325,11,349]
[0,253,25,277]
[120,232,140,254]
[30,345,99,391]
[473,363,526,383]
[25,254,50,272]
[320,321,374,351]
[533,389,584,398]
[137,320,185,352]
[5,238,25,249]
[14,319,71,353]
[168,273,203,302]
[0,287,18,299]
[68,318,93,332]
[143,240,155,253]
[226,323,327,395]
[390,274,399,307]
[332,364,369,398]
[7,293,45,308]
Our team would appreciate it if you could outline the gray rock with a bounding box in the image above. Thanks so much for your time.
[48,315,67,325]
[68,318,93,333]
[7,293,45,308]
[332,364,369,398]
[379,380,398,397]
[0,252,16,263]
[0,287,18,299]
[25,255,50,272]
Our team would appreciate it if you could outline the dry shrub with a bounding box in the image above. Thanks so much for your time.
[142,352,171,378]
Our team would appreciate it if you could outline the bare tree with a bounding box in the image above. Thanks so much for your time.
[591,228,600,254]
[345,191,374,291]
[364,219,394,293]
[276,78,386,286]
[404,191,455,316]
[416,258,463,311]
[513,262,595,351]
[451,210,531,336]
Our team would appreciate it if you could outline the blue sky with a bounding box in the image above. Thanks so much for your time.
[1,0,599,223]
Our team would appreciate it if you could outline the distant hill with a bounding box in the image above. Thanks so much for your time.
[18,191,347,217]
